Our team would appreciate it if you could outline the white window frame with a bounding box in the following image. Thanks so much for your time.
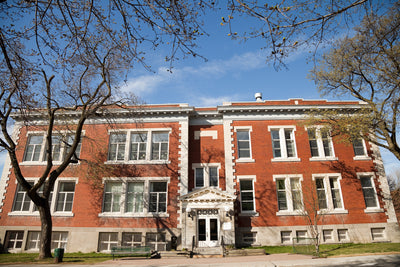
[237,175,258,216]
[357,173,383,213]
[337,229,349,242]
[99,177,170,218]
[234,126,255,163]
[268,126,300,162]
[5,230,24,250]
[9,178,77,217]
[352,137,371,160]
[192,163,221,189]
[26,231,41,251]
[322,229,334,243]
[21,131,83,165]
[122,232,142,247]
[98,232,118,252]
[306,127,337,161]
[273,175,303,215]
[51,231,68,250]
[312,174,348,214]
[106,128,171,164]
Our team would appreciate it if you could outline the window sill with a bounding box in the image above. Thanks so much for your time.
[236,158,255,163]
[105,160,171,165]
[276,211,303,216]
[98,212,169,218]
[238,211,259,217]
[318,209,348,215]
[364,208,384,213]
[53,212,74,217]
[20,161,80,166]
[309,157,338,162]
[271,158,301,162]
[353,156,371,161]
[8,211,74,217]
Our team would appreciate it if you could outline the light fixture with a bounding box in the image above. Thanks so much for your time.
[225,206,234,217]
[187,207,196,218]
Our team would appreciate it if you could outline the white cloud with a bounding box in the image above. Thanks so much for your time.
[121,50,268,99]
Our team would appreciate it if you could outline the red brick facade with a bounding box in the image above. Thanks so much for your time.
[0,99,398,253]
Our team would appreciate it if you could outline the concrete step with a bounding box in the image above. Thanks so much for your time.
[159,251,191,258]
[194,247,223,258]
[225,248,266,257]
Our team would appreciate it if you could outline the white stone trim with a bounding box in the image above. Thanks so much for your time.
[223,120,235,194]
[194,130,218,140]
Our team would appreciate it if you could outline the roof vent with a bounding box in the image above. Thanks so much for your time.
[255,93,263,102]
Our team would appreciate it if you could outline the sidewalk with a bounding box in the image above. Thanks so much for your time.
[93,253,400,267]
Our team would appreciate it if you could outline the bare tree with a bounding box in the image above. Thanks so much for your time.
[224,0,382,67]
[308,2,400,161]
[0,0,212,259]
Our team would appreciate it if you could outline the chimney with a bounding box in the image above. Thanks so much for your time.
[255,93,263,102]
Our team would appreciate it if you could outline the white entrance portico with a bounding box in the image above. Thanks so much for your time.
[180,187,236,249]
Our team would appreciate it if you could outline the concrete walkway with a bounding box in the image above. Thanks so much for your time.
[94,253,400,267]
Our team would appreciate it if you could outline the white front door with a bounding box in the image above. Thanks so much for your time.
[198,212,219,247]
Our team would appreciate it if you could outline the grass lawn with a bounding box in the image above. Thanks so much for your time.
[0,243,399,264]
[256,242,400,258]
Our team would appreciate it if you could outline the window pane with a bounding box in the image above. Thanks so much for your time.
[271,130,281,158]
[353,138,366,156]
[24,135,43,161]
[330,178,342,209]
[284,129,295,157]
[108,133,126,161]
[209,167,218,187]
[240,180,254,211]
[126,182,144,213]
[361,177,378,208]
[316,179,327,209]
[237,130,251,158]
[195,168,204,187]
[151,132,169,160]
[130,133,147,160]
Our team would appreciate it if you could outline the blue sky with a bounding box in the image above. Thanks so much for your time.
[116,6,399,177]
[0,3,398,178]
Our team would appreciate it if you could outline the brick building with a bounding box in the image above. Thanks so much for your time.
[0,97,399,253]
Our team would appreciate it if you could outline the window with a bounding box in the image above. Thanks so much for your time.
[23,135,44,162]
[371,228,385,241]
[126,182,144,213]
[11,179,76,215]
[151,132,169,160]
[51,232,68,249]
[236,130,251,159]
[296,231,308,244]
[122,233,142,247]
[274,175,303,214]
[352,137,368,157]
[323,230,333,242]
[338,229,348,242]
[23,133,82,163]
[195,168,204,187]
[239,179,255,212]
[55,182,75,212]
[146,232,166,251]
[129,133,147,160]
[193,164,220,188]
[359,175,379,209]
[26,231,41,250]
[307,128,335,159]
[101,179,169,216]
[103,182,122,213]
[149,182,167,213]
[107,129,170,162]
[5,231,24,250]
[268,126,298,161]
[12,182,33,212]
[98,232,118,252]
[108,133,126,161]
[313,174,346,213]
[281,231,292,244]
[242,232,256,244]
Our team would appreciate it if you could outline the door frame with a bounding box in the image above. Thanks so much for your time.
[197,209,219,247]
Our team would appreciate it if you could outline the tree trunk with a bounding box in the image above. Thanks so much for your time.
[37,203,53,259]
